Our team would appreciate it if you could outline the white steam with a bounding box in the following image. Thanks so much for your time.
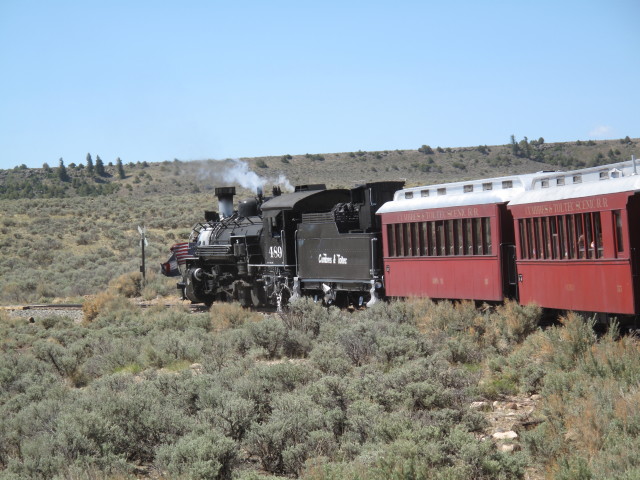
[273,173,294,192]
[198,158,294,193]
[219,159,264,191]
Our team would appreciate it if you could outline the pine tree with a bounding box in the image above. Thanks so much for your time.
[116,157,125,179]
[95,155,106,176]
[58,158,70,182]
[86,153,94,174]
[510,135,520,156]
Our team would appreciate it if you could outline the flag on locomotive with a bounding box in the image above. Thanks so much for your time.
[160,242,195,277]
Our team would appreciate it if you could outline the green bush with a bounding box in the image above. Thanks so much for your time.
[155,429,237,480]
[248,317,287,359]
[245,392,325,475]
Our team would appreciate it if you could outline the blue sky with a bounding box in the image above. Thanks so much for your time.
[1,0,638,170]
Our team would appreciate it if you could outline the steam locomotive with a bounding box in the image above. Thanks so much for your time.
[165,181,403,309]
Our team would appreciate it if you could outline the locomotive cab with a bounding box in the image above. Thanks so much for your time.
[262,210,289,265]
[258,185,351,308]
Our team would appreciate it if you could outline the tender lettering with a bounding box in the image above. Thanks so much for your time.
[318,253,348,265]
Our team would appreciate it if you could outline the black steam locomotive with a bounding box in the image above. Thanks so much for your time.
[166,181,403,309]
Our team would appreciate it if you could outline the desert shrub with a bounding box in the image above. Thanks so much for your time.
[1,387,133,478]
[376,323,433,366]
[85,373,195,463]
[141,271,174,299]
[344,399,384,447]
[209,302,261,331]
[281,328,314,358]
[155,429,237,480]
[442,332,486,365]
[76,232,93,245]
[82,336,143,378]
[480,314,591,398]
[109,272,143,298]
[215,327,256,357]
[309,343,353,375]
[338,320,379,366]
[248,317,287,359]
[414,299,479,336]
[476,301,541,352]
[306,375,353,439]
[368,425,524,479]
[521,312,596,372]
[245,391,325,475]
[200,337,247,373]
[145,307,209,332]
[10,289,629,479]
[359,298,428,326]
[143,329,204,369]
[32,336,91,387]
[365,355,474,415]
[303,424,525,479]
[197,388,258,441]
[280,297,343,336]
[483,317,640,478]
[82,292,135,324]
[233,362,319,423]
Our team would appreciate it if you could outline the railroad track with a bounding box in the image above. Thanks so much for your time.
[0,304,83,311]
[0,303,210,312]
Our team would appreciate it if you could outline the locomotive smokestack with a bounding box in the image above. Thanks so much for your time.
[215,186,236,218]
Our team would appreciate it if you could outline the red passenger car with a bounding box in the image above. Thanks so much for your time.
[508,162,640,315]
[377,174,536,302]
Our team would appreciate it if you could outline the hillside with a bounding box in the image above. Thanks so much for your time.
[1,136,638,199]
[0,136,638,305]
[2,138,640,479]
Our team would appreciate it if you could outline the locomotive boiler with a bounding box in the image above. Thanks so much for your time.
[179,186,265,307]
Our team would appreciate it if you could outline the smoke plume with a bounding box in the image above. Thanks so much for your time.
[198,158,294,192]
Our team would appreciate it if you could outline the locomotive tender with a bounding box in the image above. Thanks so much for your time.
[165,156,640,317]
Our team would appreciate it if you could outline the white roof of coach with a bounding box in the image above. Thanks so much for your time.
[378,157,640,214]
[377,172,539,214]
[510,159,640,206]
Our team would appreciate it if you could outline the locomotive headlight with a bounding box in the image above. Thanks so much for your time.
[375,282,383,289]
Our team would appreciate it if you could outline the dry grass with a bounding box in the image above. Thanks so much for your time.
[209,302,262,331]
[82,292,135,323]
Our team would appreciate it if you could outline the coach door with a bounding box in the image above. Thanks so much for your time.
[502,243,518,299]
[628,195,640,314]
